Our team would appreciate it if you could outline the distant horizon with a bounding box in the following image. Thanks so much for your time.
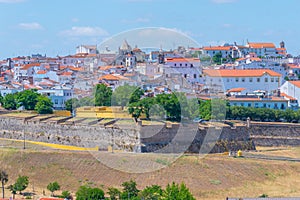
[1,0,300,59]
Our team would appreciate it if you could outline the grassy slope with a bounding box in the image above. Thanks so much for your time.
[0,146,299,200]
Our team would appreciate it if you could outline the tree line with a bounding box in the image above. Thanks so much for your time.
[0,89,53,114]
[0,170,195,199]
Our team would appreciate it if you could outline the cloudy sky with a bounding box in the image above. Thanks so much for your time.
[0,0,299,58]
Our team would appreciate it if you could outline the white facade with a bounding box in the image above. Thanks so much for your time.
[163,58,203,84]
[280,81,300,106]
[204,69,281,93]
[76,45,97,54]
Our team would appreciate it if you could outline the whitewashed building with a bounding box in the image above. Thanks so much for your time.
[163,57,203,84]
[203,69,282,93]
[280,81,300,108]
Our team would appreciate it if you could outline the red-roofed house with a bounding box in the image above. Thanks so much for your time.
[203,69,282,93]
[245,42,277,57]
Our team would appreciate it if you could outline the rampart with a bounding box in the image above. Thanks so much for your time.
[0,114,299,153]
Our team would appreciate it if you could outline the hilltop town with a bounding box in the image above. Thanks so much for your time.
[0,40,299,114]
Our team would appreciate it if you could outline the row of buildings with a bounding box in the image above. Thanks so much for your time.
[1,40,300,111]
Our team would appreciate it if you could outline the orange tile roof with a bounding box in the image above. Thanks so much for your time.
[60,71,72,76]
[203,46,233,51]
[0,77,5,82]
[165,57,200,62]
[227,88,246,93]
[21,63,41,70]
[37,70,47,74]
[280,92,297,100]
[248,42,275,48]
[99,74,120,81]
[276,48,286,51]
[204,69,281,77]
[289,81,300,88]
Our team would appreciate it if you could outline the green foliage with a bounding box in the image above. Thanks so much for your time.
[65,98,79,112]
[138,185,163,200]
[61,190,71,199]
[120,179,139,199]
[47,181,60,196]
[78,96,94,107]
[128,97,155,119]
[107,187,121,200]
[111,84,144,107]
[0,170,8,198]
[199,100,212,120]
[75,185,105,200]
[12,175,29,194]
[154,93,181,121]
[162,182,195,200]
[0,93,3,105]
[212,52,223,65]
[35,95,53,114]
[2,93,17,110]
[16,89,40,110]
[94,83,112,106]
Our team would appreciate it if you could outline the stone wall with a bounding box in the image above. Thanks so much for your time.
[249,122,300,146]
[1,116,299,153]
[0,117,140,151]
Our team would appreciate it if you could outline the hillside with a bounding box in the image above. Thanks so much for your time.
[0,143,299,199]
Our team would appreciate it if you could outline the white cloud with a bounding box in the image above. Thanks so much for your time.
[0,0,25,3]
[60,26,109,37]
[211,0,237,3]
[18,22,43,30]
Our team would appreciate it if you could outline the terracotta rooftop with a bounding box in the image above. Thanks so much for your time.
[204,69,281,77]
[247,42,276,48]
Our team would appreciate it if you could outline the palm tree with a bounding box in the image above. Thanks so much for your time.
[0,170,8,198]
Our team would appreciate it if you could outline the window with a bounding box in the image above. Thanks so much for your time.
[249,78,253,82]
[174,64,176,67]
[184,74,187,78]
[265,77,268,82]
[263,103,266,108]
[191,64,193,67]
[255,103,258,108]
[242,78,245,82]
[180,63,182,67]
[248,103,251,107]
[227,78,230,82]
[185,63,187,67]
[241,103,244,106]
[276,78,279,82]
[235,78,239,82]
[271,77,274,82]
[194,74,197,79]
[55,99,58,104]
[257,78,260,82]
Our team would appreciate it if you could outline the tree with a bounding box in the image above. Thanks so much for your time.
[65,98,79,112]
[0,170,8,198]
[212,52,223,65]
[2,93,17,110]
[128,97,155,120]
[107,187,121,200]
[16,89,40,110]
[8,184,17,199]
[61,190,71,199]
[112,84,143,107]
[138,185,163,200]
[121,180,139,199]
[35,95,53,114]
[94,84,112,106]
[0,93,3,106]
[47,181,60,196]
[13,175,29,194]
[162,182,195,200]
[75,185,104,200]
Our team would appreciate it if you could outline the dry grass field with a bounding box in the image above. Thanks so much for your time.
[0,139,299,200]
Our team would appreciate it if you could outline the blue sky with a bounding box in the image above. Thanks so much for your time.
[0,0,299,59]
